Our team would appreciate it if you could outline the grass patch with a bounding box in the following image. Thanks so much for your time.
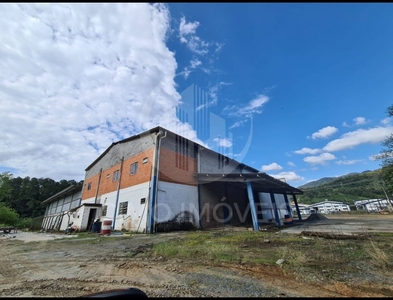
[151,228,393,286]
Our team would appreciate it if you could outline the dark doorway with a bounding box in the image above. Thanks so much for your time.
[87,209,97,231]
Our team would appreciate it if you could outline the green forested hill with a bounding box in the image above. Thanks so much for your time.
[296,169,388,205]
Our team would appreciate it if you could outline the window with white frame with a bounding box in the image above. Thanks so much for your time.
[113,170,119,181]
[101,205,107,216]
[130,162,138,175]
[118,201,128,215]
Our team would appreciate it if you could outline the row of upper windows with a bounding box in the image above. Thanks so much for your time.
[86,157,148,190]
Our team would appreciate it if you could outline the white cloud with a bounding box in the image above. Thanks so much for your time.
[179,16,209,55]
[261,162,283,172]
[229,120,248,129]
[303,153,337,165]
[225,94,269,119]
[353,117,367,125]
[0,3,203,181]
[323,126,393,152]
[206,81,233,109]
[287,161,296,167]
[311,126,338,139]
[342,121,350,127]
[294,147,321,155]
[381,117,390,125]
[335,159,364,165]
[190,58,201,68]
[269,171,305,183]
[213,137,232,148]
[179,16,199,37]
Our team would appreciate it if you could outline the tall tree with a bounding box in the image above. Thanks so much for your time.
[0,172,13,202]
[376,104,393,194]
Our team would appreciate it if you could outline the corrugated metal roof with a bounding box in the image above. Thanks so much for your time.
[193,172,303,194]
[42,184,83,204]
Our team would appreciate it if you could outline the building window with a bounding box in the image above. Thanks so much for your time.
[113,170,119,181]
[143,157,148,164]
[87,182,92,190]
[140,198,146,204]
[130,162,138,175]
[106,174,110,179]
[118,201,128,215]
[101,205,107,217]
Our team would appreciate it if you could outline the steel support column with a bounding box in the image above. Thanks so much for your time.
[283,194,292,218]
[269,190,281,227]
[292,194,302,221]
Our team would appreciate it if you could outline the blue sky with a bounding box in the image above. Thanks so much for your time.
[0,3,392,187]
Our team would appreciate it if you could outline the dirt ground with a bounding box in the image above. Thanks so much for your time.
[1,213,393,298]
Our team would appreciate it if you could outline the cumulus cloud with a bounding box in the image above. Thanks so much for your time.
[269,171,305,183]
[287,161,296,167]
[0,3,202,181]
[381,118,390,125]
[261,162,283,172]
[311,126,338,139]
[323,126,393,152]
[353,117,367,125]
[179,16,210,55]
[213,137,232,148]
[303,153,337,165]
[294,147,321,155]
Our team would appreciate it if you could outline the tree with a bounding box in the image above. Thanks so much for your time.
[0,172,13,202]
[376,104,393,195]
[0,203,19,226]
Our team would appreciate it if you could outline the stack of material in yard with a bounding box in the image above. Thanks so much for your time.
[305,213,328,222]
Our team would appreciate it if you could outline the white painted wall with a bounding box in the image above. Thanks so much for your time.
[116,182,150,232]
[80,182,149,232]
[155,181,199,227]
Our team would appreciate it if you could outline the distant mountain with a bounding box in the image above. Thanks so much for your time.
[295,169,386,205]
[297,177,338,189]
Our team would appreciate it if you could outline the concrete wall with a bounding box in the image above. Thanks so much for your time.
[85,133,155,178]
[199,181,252,228]
[198,147,243,174]
[83,182,150,232]
[155,181,199,232]
[82,134,155,201]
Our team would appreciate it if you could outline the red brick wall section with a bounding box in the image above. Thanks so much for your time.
[159,148,197,186]
[120,147,154,189]
[81,173,100,200]
[82,147,154,201]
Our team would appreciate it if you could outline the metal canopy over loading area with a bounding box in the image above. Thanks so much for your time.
[193,172,303,194]
[193,172,304,230]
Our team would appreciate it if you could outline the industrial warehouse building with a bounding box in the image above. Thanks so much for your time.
[354,199,393,212]
[42,126,304,233]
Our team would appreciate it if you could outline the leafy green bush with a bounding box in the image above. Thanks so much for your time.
[0,203,19,226]
[16,217,32,229]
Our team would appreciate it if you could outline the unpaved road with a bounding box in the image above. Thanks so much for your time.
[1,214,393,297]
